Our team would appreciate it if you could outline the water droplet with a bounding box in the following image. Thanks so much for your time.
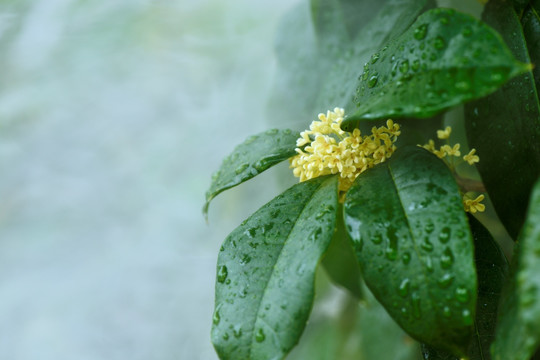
[222,332,229,340]
[462,26,472,37]
[399,59,409,73]
[462,309,473,325]
[262,223,273,235]
[421,238,434,252]
[424,222,435,234]
[433,36,445,50]
[310,227,322,242]
[414,24,428,40]
[411,59,420,71]
[402,252,411,265]
[441,247,454,269]
[398,278,410,297]
[440,16,449,25]
[456,287,470,303]
[235,163,249,175]
[213,307,221,324]
[371,233,383,244]
[443,306,451,317]
[245,227,256,238]
[438,273,454,288]
[233,325,242,338]
[371,53,380,64]
[240,254,252,265]
[217,266,228,283]
[438,227,451,243]
[368,75,379,88]
[425,256,434,272]
[255,329,266,342]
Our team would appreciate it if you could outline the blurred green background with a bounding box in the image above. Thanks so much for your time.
[0,0,294,359]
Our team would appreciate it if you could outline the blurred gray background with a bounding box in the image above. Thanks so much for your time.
[0,1,295,359]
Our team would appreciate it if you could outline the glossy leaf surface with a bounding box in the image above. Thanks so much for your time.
[421,216,508,360]
[464,0,540,239]
[492,179,540,360]
[204,129,298,216]
[342,8,529,127]
[211,176,338,360]
[344,146,477,356]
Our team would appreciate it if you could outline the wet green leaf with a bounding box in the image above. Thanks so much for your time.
[464,0,540,239]
[342,8,529,128]
[421,216,508,360]
[211,176,338,360]
[203,129,298,216]
[343,146,477,356]
[268,0,433,129]
[492,178,540,360]
[523,4,540,94]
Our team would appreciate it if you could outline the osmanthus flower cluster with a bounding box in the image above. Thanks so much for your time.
[289,108,401,194]
[420,126,485,214]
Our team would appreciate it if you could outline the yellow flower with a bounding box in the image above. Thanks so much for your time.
[463,149,480,165]
[463,194,486,213]
[437,126,452,139]
[442,143,461,157]
[289,108,400,194]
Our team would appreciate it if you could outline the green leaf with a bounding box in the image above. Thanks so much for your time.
[421,216,508,360]
[522,4,540,92]
[342,8,529,127]
[492,178,540,360]
[268,0,433,129]
[203,129,298,216]
[343,146,477,356]
[464,0,540,239]
[321,203,363,299]
[211,175,338,360]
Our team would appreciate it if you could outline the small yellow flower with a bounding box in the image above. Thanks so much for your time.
[442,143,461,157]
[289,108,400,195]
[463,194,486,213]
[437,126,452,140]
[463,149,480,165]
[421,139,436,152]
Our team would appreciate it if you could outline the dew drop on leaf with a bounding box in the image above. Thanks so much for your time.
[455,287,470,303]
[398,278,410,297]
[235,163,249,175]
[438,227,451,243]
[217,266,228,283]
[440,247,454,269]
[438,273,454,288]
[414,24,428,40]
[255,329,266,342]
[368,75,379,88]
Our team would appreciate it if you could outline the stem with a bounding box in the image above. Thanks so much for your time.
[455,175,486,193]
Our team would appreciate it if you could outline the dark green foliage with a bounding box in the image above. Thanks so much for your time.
[464,0,540,239]
[211,176,338,360]
[342,8,529,127]
[492,179,540,360]
[343,146,476,356]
